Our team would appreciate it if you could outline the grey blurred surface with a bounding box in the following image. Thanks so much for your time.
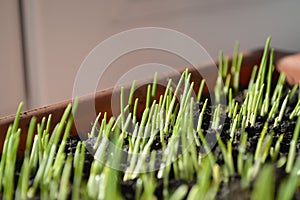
[1,0,300,115]
[0,0,26,117]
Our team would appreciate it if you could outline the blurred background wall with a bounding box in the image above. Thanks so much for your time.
[0,0,26,117]
[1,0,300,117]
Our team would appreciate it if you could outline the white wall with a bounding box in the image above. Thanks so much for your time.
[0,0,26,117]
[22,0,300,109]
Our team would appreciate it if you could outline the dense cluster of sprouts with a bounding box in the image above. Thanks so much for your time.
[1,37,300,199]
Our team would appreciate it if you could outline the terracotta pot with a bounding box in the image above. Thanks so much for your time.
[0,48,293,157]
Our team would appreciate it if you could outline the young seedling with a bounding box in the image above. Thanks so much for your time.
[90,113,101,138]
[258,36,272,89]
[286,115,300,172]
[270,134,284,162]
[212,104,221,130]
[289,84,298,103]
[128,80,136,107]
[231,41,240,74]
[237,132,248,175]
[0,102,23,196]
[3,128,21,200]
[251,165,275,200]
[254,122,268,161]
[224,74,231,96]
[228,88,233,117]
[58,156,73,200]
[274,91,290,126]
[289,101,300,120]
[250,84,264,126]
[218,50,223,78]
[214,75,223,104]
[196,98,208,133]
[271,73,286,105]
[233,53,243,94]
[15,117,36,199]
[222,56,229,78]
[140,153,157,199]
[278,156,300,200]
[248,65,258,92]
[169,185,188,200]
[72,142,85,200]
[216,134,234,175]
[262,48,274,116]
[197,79,206,103]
